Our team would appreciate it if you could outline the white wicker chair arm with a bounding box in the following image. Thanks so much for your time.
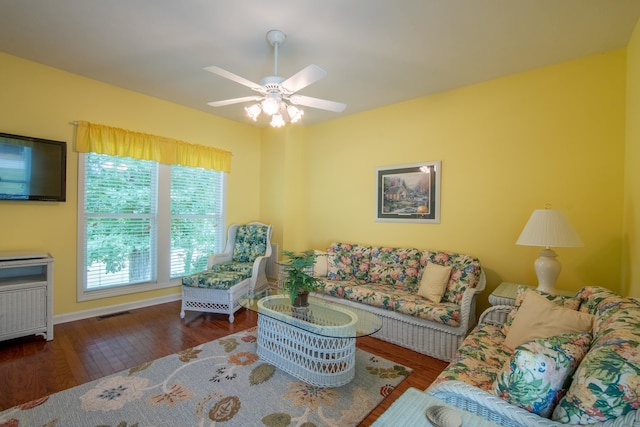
[478,305,513,326]
[428,381,640,427]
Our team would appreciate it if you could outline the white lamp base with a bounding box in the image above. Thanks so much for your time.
[534,248,561,293]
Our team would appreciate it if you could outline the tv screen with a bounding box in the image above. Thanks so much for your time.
[0,132,67,202]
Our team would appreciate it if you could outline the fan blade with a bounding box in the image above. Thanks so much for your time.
[289,94,346,112]
[204,66,262,90]
[281,64,327,93]
[207,96,263,107]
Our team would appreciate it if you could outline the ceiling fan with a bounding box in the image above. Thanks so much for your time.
[205,29,346,127]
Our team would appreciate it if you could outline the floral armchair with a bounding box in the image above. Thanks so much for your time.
[181,222,273,322]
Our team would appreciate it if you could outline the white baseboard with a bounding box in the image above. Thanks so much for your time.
[53,293,182,325]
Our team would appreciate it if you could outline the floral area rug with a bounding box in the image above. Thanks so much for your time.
[0,327,411,427]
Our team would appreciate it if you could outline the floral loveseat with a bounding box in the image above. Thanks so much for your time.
[309,242,486,361]
[426,286,640,426]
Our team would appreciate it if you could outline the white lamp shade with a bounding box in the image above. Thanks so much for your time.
[516,209,583,248]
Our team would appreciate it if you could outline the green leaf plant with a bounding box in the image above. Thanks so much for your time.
[281,250,323,305]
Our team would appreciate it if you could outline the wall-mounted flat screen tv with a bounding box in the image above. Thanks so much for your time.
[0,132,67,202]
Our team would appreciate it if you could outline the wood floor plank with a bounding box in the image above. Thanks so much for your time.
[0,300,449,425]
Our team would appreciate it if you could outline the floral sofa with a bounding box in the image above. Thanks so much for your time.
[309,242,486,361]
[426,286,640,426]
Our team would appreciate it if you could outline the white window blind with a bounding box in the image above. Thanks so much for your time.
[170,165,224,278]
[78,152,226,300]
[82,153,157,289]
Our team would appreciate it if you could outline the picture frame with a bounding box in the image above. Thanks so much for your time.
[376,161,441,223]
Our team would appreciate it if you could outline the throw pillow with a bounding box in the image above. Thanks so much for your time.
[504,290,594,350]
[492,332,592,418]
[502,287,580,337]
[313,250,328,277]
[417,262,451,302]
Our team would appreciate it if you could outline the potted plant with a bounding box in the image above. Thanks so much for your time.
[281,249,322,307]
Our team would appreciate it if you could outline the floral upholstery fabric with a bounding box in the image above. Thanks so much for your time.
[318,243,482,327]
[326,243,372,282]
[493,332,591,418]
[434,285,640,424]
[368,247,421,292]
[231,224,268,263]
[421,251,482,304]
[317,279,462,326]
[552,288,640,424]
[432,324,512,391]
[181,267,251,289]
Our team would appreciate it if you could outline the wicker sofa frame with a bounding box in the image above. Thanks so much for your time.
[312,271,485,362]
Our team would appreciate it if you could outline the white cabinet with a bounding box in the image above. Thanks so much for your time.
[0,252,54,341]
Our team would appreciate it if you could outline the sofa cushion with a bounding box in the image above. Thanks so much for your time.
[326,243,371,281]
[417,262,451,302]
[369,246,421,291]
[421,251,481,304]
[552,295,640,424]
[433,323,512,392]
[504,290,594,350]
[316,280,462,327]
[492,332,591,418]
[502,287,580,337]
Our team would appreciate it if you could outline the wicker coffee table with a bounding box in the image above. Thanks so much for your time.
[239,290,382,387]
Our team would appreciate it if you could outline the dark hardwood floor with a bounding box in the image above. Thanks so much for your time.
[0,300,448,425]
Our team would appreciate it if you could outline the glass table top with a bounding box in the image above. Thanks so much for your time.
[239,289,382,338]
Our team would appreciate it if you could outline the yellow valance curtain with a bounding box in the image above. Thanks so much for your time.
[75,121,232,173]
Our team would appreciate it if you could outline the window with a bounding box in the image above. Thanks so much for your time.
[78,152,225,301]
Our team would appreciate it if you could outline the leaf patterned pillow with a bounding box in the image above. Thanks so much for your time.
[492,332,591,418]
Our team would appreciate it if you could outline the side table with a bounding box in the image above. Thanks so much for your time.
[372,387,500,427]
[489,282,574,306]
[488,282,530,306]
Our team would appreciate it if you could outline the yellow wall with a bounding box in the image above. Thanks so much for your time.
[300,49,626,310]
[0,44,632,318]
[0,53,262,316]
[625,19,640,297]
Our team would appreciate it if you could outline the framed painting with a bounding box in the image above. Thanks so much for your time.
[376,161,441,223]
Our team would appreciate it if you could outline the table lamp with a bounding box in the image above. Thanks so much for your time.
[516,208,583,293]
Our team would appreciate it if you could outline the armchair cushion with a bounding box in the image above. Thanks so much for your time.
[181,268,251,290]
[231,224,269,263]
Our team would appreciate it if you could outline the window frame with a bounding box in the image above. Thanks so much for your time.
[77,154,226,302]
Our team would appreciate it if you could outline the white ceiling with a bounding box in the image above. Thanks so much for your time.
[1,1,639,127]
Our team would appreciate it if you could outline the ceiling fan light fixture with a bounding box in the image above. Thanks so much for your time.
[205,29,346,127]
[245,103,261,121]
[270,113,285,128]
[287,104,304,123]
[261,94,281,116]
